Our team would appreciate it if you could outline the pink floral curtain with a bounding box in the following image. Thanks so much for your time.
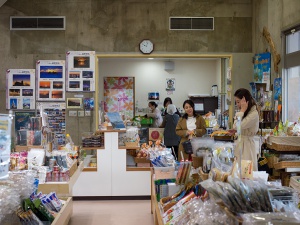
[104,77,134,118]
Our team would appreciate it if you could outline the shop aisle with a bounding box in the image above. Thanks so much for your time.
[69,200,154,225]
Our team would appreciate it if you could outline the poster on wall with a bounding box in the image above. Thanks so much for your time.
[274,77,282,102]
[253,52,271,91]
[6,69,36,110]
[36,102,66,145]
[166,78,175,91]
[104,77,134,119]
[36,60,65,101]
[66,51,96,92]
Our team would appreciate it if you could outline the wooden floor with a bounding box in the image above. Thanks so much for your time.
[69,200,154,225]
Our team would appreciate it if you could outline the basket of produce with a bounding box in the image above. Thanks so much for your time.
[265,154,279,168]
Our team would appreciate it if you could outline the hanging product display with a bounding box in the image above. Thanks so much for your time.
[6,69,36,110]
[36,102,66,145]
[36,60,66,101]
[0,114,13,180]
[66,51,96,92]
[253,52,271,91]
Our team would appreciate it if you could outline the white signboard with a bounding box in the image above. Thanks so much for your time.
[66,51,96,92]
[36,60,66,101]
[6,69,36,110]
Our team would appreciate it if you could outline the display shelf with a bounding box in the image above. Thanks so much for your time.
[38,162,84,197]
[52,197,73,225]
[126,167,151,171]
[83,167,97,172]
[81,147,104,150]
[267,136,300,151]
[151,169,164,225]
[119,146,140,150]
[274,161,300,170]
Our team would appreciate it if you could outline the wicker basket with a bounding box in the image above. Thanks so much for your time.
[274,161,300,170]
[199,167,209,181]
[192,155,203,169]
[266,155,279,168]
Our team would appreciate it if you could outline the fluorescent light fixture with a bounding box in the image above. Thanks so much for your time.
[148,58,154,60]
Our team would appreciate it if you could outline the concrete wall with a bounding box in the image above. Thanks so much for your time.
[252,0,300,79]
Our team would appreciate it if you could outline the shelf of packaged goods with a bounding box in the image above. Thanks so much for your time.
[52,197,73,225]
[151,169,164,225]
[38,162,84,197]
[95,129,126,133]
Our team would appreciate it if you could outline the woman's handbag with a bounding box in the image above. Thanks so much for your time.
[182,140,193,154]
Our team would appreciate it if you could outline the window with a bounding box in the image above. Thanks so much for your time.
[283,27,300,122]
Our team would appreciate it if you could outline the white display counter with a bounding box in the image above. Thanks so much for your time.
[73,131,151,196]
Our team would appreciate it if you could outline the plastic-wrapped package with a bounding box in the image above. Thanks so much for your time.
[0,170,36,223]
[185,198,237,225]
[242,212,300,224]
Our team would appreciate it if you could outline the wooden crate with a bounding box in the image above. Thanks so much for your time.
[274,161,300,170]
[267,136,300,151]
[125,141,139,147]
[69,161,78,178]
[52,197,73,225]
[134,157,150,164]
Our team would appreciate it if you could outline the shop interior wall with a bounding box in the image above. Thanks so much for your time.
[98,58,221,113]
[252,0,300,80]
[0,0,255,145]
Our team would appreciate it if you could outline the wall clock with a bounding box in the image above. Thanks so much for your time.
[139,39,154,54]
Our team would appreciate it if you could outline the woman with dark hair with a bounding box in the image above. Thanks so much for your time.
[160,104,181,159]
[176,100,206,161]
[162,97,181,117]
[146,101,163,127]
[233,88,259,171]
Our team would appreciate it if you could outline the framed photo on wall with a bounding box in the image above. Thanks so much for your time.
[67,98,82,108]
[148,92,159,100]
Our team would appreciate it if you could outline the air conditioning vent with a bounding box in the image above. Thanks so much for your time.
[169,17,214,30]
[10,16,65,30]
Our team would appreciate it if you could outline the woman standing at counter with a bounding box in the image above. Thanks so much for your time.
[146,101,163,128]
[233,88,259,171]
[176,100,206,161]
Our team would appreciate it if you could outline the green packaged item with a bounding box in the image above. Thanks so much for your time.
[33,198,55,222]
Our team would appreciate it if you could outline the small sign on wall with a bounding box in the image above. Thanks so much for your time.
[166,78,175,91]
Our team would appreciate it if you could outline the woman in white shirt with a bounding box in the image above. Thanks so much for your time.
[176,100,206,161]
[146,101,163,128]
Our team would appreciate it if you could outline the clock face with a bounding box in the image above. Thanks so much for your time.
[139,40,154,54]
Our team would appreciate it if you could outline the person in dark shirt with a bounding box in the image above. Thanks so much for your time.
[162,97,181,117]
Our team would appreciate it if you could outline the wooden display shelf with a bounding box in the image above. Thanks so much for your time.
[274,161,300,170]
[81,147,104,150]
[119,146,140,150]
[267,136,300,151]
[151,169,164,225]
[38,162,84,197]
[95,129,126,133]
[52,197,73,225]
[83,167,97,172]
[126,167,151,171]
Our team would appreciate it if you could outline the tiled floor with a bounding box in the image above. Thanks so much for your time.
[69,200,154,225]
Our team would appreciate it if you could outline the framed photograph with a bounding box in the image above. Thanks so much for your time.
[84,98,94,110]
[148,92,159,100]
[67,98,82,108]
[166,78,175,91]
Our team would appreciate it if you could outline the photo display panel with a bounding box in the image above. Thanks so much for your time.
[36,60,65,101]
[6,69,36,110]
[66,51,96,92]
